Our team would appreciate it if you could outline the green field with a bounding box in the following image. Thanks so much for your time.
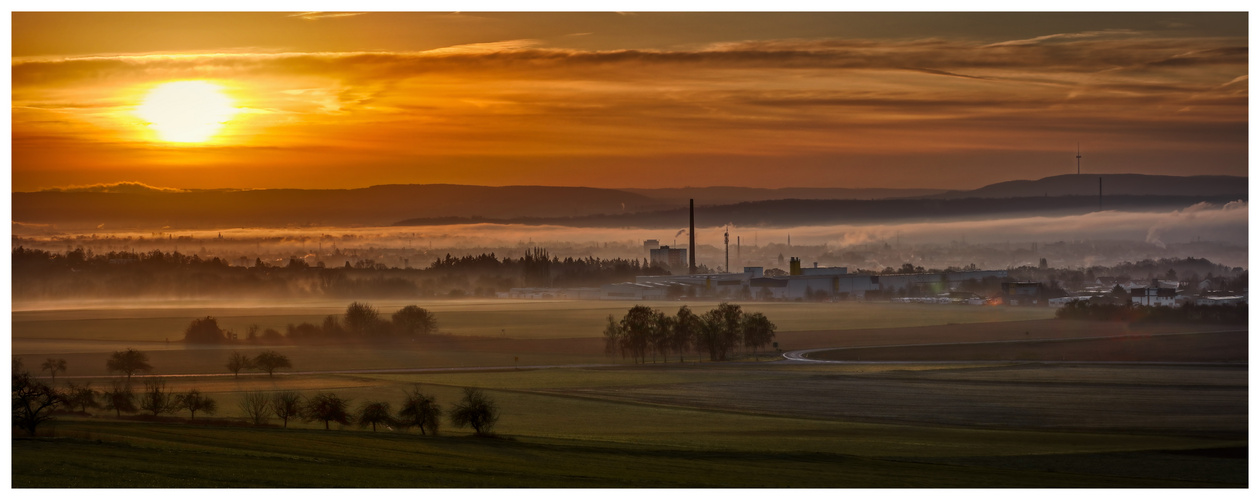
[14,362,1247,487]
[11,299,1246,487]
[13,299,1055,344]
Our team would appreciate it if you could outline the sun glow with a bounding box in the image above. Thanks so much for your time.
[136,81,238,143]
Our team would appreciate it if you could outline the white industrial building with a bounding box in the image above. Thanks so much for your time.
[597,264,1009,301]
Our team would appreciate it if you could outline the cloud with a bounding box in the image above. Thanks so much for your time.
[1145,200,1247,248]
[42,181,185,194]
[288,12,366,21]
[13,34,1247,87]
[421,39,544,55]
[983,29,1143,47]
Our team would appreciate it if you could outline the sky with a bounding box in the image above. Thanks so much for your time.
[10,12,1250,191]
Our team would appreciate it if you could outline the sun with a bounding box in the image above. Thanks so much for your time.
[136,81,239,143]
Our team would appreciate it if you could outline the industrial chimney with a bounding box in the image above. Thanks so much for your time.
[689,199,697,275]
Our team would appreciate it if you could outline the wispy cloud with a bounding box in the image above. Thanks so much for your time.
[288,12,366,21]
[983,29,1143,47]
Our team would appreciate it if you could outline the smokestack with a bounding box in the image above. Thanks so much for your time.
[724,227,729,274]
[690,198,700,274]
[1098,177,1102,211]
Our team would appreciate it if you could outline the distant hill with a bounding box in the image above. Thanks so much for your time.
[12,184,660,231]
[928,174,1247,199]
[395,195,1245,229]
[627,186,945,205]
[13,174,1247,231]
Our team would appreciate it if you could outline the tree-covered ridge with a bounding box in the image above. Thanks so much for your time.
[11,246,669,301]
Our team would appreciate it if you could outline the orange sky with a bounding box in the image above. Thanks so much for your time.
[10,12,1249,191]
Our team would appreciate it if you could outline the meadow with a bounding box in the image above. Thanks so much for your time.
[12,299,1055,345]
[11,299,1247,487]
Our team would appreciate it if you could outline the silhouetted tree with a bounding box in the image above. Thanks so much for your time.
[450,387,499,436]
[106,348,152,380]
[344,302,381,336]
[140,379,175,417]
[699,303,743,361]
[392,305,437,337]
[238,391,271,426]
[271,391,302,428]
[303,392,351,430]
[741,312,777,361]
[63,382,101,413]
[602,314,623,359]
[619,305,657,364]
[12,366,62,435]
[651,311,674,363]
[253,351,292,377]
[175,389,217,420]
[183,316,228,344]
[41,358,67,379]
[672,306,702,363]
[101,381,138,417]
[357,401,394,432]
[226,351,254,378]
[397,387,442,436]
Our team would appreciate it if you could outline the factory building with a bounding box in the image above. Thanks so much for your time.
[648,246,688,271]
[599,262,1008,301]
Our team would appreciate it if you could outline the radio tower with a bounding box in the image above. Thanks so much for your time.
[1076,143,1082,175]
[724,226,729,274]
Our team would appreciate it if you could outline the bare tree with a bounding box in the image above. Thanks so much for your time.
[397,387,442,436]
[106,348,152,380]
[226,351,254,378]
[449,388,499,436]
[139,379,175,417]
[271,391,302,428]
[41,358,67,379]
[356,401,394,432]
[238,391,272,426]
[12,368,62,435]
[601,314,623,360]
[175,388,218,420]
[303,392,351,430]
[63,382,101,413]
[101,381,138,417]
[253,351,292,377]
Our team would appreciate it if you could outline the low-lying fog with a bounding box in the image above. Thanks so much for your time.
[13,200,1248,270]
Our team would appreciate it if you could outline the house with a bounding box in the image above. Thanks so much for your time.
[1130,287,1177,307]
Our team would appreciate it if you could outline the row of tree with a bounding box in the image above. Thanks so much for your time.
[1055,301,1247,324]
[14,357,499,437]
[603,303,777,363]
[183,303,437,344]
[103,348,294,380]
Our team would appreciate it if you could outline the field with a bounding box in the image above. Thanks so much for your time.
[11,299,1247,487]
[12,299,1055,344]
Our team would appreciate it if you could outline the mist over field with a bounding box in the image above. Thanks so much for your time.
[13,199,1249,270]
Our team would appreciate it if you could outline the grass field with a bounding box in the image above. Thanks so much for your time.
[14,361,1247,487]
[12,299,1055,345]
[11,299,1247,487]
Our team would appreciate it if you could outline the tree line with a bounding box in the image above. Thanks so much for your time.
[182,302,437,344]
[12,246,670,301]
[13,353,499,437]
[603,303,776,363]
[1055,301,1247,324]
